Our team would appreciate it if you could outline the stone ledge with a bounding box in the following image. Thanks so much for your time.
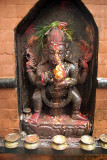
[0,139,107,155]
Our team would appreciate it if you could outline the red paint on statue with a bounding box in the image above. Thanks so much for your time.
[25,24,35,36]
[54,44,59,50]
[29,113,40,124]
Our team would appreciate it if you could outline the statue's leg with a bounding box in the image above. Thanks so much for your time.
[32,89,42,113]
[71,87,87,120]
[29,89,42,124]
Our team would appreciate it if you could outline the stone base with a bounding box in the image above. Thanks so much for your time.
[22,114,91,139]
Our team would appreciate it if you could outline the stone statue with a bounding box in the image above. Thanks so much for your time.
[25,22,93,124]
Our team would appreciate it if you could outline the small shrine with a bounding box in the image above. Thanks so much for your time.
[15,0,98,138]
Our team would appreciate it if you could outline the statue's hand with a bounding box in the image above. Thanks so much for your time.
[55,79,67,89]
[55,78,77,88]
[79,59,88,69]
[41,72,48,86]
[41,71,54,85]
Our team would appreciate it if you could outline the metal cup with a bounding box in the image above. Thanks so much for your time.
[24,134,39,149]
[5,133,20,149]
[52,135,67,150]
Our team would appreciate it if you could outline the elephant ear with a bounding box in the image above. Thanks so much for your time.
[76,39,94,115]
[65,41,82,63]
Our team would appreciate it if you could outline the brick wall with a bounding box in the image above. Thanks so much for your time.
[0,0,38,138]
[0,0,107,140]
[0,89,19,138]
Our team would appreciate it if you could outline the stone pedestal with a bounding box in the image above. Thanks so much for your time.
[22,114,91,139]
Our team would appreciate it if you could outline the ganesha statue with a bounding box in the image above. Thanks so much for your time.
[23,21,94,137]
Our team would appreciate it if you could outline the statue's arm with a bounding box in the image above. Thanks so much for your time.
[65,63,78,87]
[78,40,93,84]
[26,47,37,85]
[78,60,88,84]
[27,68,37,85]
[27,65,47,87]
[27,63,49,87]
[26,48,48,87]
[55,63,78,88]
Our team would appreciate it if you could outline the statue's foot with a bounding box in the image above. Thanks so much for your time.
[71,113,88,121]
[28,113,40,124]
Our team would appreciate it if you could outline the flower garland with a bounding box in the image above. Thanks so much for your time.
[33,21,73,47]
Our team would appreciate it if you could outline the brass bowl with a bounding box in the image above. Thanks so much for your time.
[5,133,20,142]
[52,142,67,150]
[99,134,107,143]
[52,135,66,145]
[99,134,107,149]
[80,142,95,151]
[23,108,32,119]
[80,135,95,144]
[23,108,31,114]
[24,141,39,150]
[5,133,20,148]
[24,134,39,149]
[80,135,95,151]
[52,135,67,150]
[5,141,19,149]
[100,141,107,149]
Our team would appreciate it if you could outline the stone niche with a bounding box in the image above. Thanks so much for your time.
[15,0,98,139]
